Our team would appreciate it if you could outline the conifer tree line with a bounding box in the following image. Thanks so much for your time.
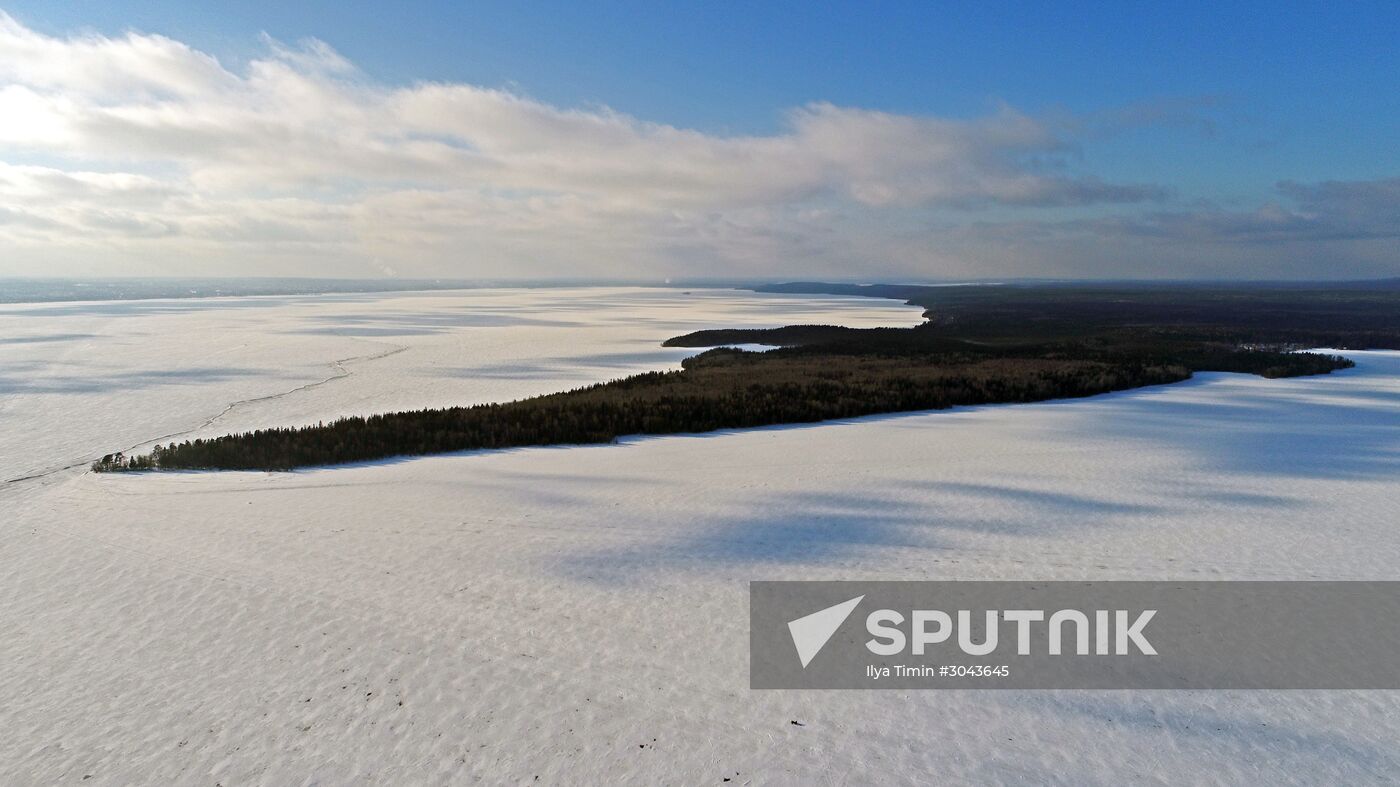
[93,340,1352,472]
[94,282,1385,471]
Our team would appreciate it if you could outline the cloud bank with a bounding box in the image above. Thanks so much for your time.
[0,14,1393,279]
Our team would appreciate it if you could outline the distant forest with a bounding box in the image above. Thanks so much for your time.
[94,282,1392,472]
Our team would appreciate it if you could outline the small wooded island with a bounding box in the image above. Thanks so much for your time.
[95,281,1400,472]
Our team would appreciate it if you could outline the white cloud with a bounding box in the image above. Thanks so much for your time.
[0,13,233,98]
[0,13,1390,279]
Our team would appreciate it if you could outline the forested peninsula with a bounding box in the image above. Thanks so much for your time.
[96,282,1400,472]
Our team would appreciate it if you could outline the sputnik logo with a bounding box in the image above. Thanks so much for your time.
[787,595,864,668]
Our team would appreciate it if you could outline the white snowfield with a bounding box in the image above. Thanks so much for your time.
[2,287,1397,785]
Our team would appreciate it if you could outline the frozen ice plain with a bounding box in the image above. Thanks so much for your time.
[2,287,1398,784]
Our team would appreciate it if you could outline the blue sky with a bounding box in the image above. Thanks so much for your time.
[11,1,1397,185]
[0,2,1395,279]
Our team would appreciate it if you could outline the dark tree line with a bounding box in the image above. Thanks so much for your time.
[95,280,1379,472]
[94,344,1349,472]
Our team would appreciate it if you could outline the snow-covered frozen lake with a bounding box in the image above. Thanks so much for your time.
[3,287,1398,783]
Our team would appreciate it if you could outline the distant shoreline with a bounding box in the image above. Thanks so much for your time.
[95,279,1385,472]
[0,278,732,305]
[3,277,1398,305]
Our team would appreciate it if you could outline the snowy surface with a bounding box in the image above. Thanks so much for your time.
[2,287,1398,784]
